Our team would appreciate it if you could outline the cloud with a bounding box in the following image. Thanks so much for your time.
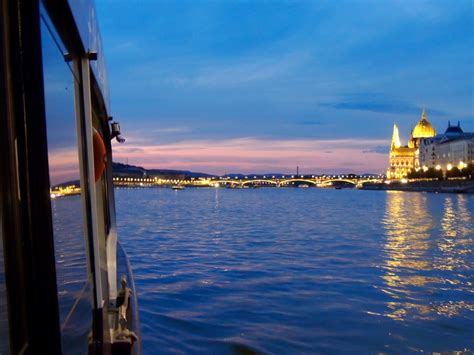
[109,40,138,53]
[297,120,326,126]
[153,127,192,133]
[363,145,390,154]
[99,0,472,147]
[118,125,193,145]
[121,147,144,153]
[132,51,310,89]
[48,147,80,185]
[320,93,447,116]
[112,136,389,175]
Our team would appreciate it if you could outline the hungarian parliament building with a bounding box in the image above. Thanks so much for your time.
[387,109,474,179]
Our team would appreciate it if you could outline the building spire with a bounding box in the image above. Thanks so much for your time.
[421,107,427,120]
[391,124,401,149]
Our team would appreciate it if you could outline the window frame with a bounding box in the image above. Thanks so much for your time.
[0,0,118,352]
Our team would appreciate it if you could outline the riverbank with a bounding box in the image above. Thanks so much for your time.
[360,179,474,193]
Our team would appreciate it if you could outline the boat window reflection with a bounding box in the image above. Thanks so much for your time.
[40,7,91,353]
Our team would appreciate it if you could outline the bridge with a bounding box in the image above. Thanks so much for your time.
[113,175,384,188]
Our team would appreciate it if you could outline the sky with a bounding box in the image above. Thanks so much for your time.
[95,0,473,175]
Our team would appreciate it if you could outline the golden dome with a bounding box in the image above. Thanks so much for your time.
[411,109,436,138]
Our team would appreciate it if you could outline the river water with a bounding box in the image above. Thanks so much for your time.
[115,187,473,354]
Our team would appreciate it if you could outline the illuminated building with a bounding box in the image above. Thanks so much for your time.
[419,121,474,172]
[387,109,436,179]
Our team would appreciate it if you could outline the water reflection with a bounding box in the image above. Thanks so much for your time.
[116,188,474,352]
[381,192,474,321]
[41,9,91,353]
[382,191,433,276]
[436,195,473,271]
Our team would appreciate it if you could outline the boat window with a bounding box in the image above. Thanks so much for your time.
[40,6,92,353]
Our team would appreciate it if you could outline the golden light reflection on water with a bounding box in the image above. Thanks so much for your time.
[381,192,474,321]
[383,191,433,273]
[437,195,473,271]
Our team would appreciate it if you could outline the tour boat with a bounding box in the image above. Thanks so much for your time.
[172,185,185,190]
[0,1,140,354]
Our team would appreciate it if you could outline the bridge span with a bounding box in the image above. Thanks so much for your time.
[113,175,383,188]
[203,176,382,188]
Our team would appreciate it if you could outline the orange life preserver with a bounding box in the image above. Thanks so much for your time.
[93,129,106,181]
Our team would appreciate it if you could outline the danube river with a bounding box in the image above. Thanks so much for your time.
[115,187,473,354]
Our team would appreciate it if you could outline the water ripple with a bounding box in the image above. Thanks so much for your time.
[116,188,474,354]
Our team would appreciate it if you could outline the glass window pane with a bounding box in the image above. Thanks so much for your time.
[40,7,92,353]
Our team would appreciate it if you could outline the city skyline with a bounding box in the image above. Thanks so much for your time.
[96,0,473,175]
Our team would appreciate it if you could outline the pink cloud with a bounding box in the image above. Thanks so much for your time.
[48,148,80,185]
[46,137,390,185]
[112,137,389,175]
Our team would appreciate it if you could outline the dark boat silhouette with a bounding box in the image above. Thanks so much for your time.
[0,1,140,353]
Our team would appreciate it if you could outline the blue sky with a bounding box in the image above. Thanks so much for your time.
[96,0,473,174]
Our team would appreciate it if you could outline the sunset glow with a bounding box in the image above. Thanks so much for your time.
[112,137,388,175]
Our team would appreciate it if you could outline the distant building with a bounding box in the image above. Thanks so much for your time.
[419,121,474,172]
[387,109,436,179]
